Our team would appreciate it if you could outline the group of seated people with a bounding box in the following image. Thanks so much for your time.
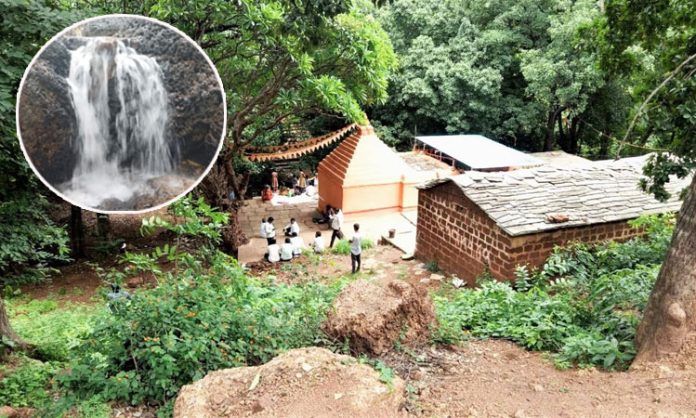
[260,217,325,263]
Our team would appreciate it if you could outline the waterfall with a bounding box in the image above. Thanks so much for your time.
[63,37,176,208]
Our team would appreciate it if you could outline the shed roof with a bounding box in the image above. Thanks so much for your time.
[415,135,543,170]
[419,155,691,236]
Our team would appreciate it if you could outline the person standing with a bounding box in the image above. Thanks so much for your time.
[329,207,344,248]
[350,223,362,274]
[271,170,279,193]
[298,171,307,193]
[264,217,276,245]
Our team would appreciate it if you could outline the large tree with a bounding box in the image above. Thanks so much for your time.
[113,0,397,253]
[371,0,630,152]
[599,0,696,364]
[0,0,75,353]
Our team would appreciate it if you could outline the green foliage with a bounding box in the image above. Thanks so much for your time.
[372,0,627,154]
[601,0,696,198]
[0,355,59,408]
[0,0,78,288]
[424,260,439,273]
[435,215,671,370]
[330,238,374,255]
[61,255,343,405]
[8,299,99,362]
[61,202,345,406]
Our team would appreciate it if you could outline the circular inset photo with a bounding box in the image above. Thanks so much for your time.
[17,14,226,213]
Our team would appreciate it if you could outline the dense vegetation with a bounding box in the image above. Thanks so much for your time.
[435,215,674,370]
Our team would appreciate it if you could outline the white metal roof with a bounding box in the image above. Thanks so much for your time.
[415,135,543,170]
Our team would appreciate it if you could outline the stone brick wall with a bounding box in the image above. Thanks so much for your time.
[416,182,512,284]
[238,197,318,238]
[416,183,646,284]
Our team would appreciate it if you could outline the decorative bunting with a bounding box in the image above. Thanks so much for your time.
[245,124,358,161]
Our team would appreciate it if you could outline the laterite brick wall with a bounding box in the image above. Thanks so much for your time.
[416,182,513,284]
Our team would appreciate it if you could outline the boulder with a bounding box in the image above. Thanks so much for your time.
[174,347,406,418]
[322,278,437,355]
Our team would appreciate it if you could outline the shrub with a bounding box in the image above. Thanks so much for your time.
[0,355,59,408]
[434,214,669,370]
[60,252,344,405]
[9,301,99,362]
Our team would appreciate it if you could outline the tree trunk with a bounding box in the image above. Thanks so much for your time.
[69,205,85,258]
[544,110,557,151]
[634,175,696,364]
[0,297,29,353]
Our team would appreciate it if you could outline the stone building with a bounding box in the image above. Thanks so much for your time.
[415,156,690,284]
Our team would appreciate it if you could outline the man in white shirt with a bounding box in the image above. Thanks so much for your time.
[260,218,267,239]
[264,217,276,245]
[284,218,300,237]
[291,235,304,257]
[266,243,280,263]
[329,207,344,248]
[280,237,294,261]
[312,231,325,253]
[350,223,362,274]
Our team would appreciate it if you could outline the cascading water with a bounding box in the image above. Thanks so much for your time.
[62,37,177,208]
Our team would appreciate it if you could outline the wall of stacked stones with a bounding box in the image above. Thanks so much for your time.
[238,198,318,238]
[416,183,646,284]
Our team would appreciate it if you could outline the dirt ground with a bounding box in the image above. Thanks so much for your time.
[380,340,696,418]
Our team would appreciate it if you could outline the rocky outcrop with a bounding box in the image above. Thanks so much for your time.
[18,39,78,185]
[173,347,406,418]
[322,278,438,355]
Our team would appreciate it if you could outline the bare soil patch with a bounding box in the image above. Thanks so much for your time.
[382,340,696,418]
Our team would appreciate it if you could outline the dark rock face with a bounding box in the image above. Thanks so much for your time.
[18,41,78,185]
[18,15,225,203]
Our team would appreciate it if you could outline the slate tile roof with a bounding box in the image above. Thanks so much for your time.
[419,155,692,236]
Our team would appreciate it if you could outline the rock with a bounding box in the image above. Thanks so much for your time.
[173,347,406,418]
[0,406,34,418]
[322,278,437,355]
[429,273,444,282]
[513,409,528,418]
[531,384,545,392]
[452,277,465,288]
[419,278,431,285]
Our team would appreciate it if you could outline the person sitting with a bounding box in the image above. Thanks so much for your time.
[260,218,267,239]
[312,231,325,253]
[280,237,294,261]
[284,218,300,237]
[261,185,273,201]
[313,204,332,224]
[266,243,280,263]
[291,235,304,257]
